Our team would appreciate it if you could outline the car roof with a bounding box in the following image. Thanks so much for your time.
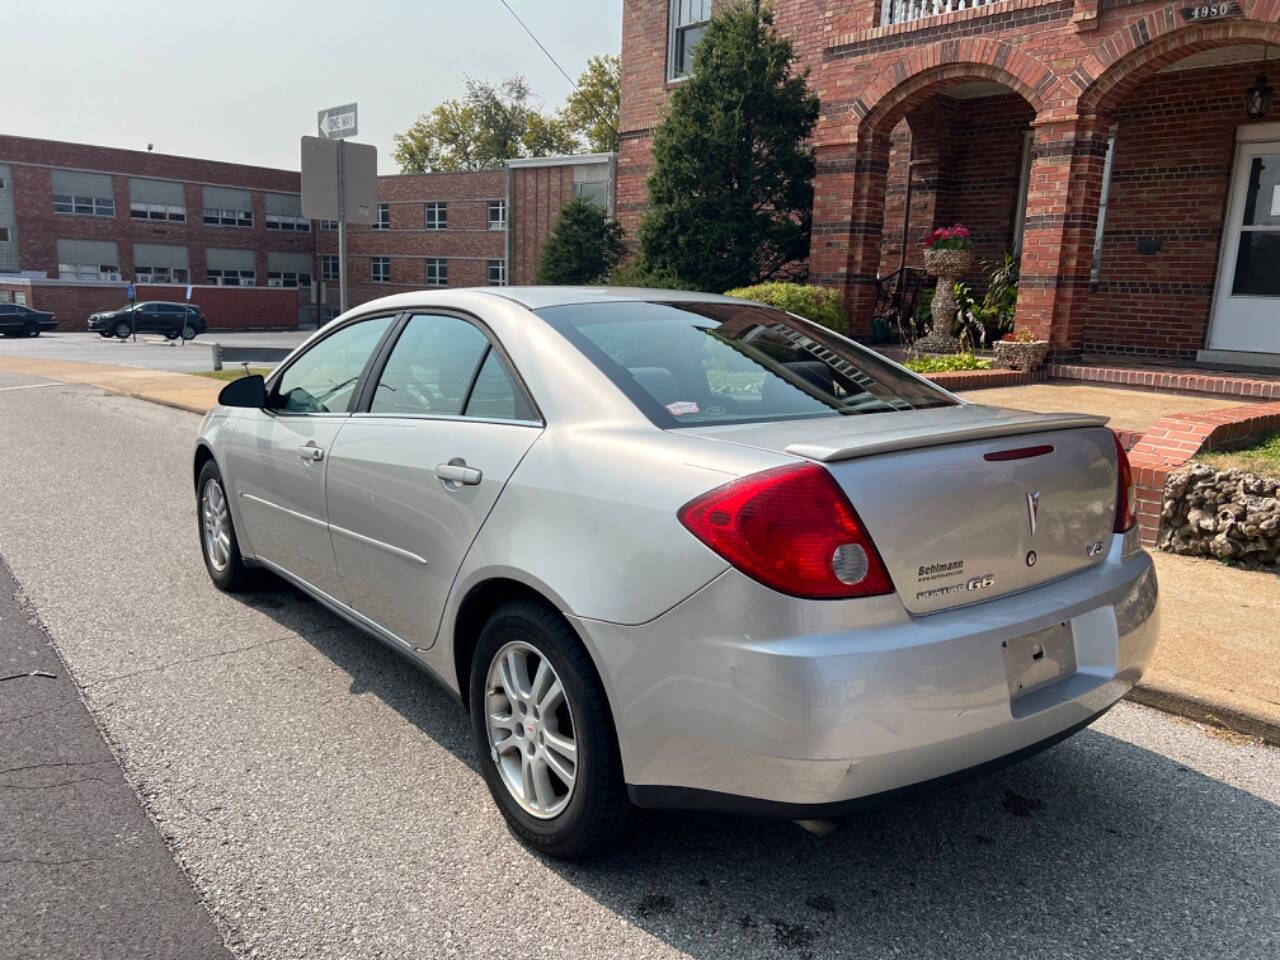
[336,286,751,317]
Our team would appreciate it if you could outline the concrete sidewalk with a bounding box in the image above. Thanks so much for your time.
[0,355,221,415]
[3,353,1277,744]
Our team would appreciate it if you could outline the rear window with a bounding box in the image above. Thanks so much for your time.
[536,300,955,427]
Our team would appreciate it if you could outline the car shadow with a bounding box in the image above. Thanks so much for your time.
[234,578,1279,960]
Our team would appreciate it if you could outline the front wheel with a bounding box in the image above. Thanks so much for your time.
[25,323,39,338]
[113,320,132,339]
[470,600,633,859]
[197,459,253,592]
[181,324,197,341]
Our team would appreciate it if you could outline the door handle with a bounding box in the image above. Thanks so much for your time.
[435,459,482,486]
[299,443,325,462]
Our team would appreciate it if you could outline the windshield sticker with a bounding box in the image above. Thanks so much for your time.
[666,401,700,417]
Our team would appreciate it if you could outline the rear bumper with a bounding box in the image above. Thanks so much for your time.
[571,534,1158,811]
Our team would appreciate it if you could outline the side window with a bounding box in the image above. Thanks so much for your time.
[464,349,533,421]
[274,315,393,414]
[370,313,488,416]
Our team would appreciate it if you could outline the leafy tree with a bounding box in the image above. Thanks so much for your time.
[536,198,626,285]
[558,54,620,153]
[637,3,819,292]
[393,75,576,173]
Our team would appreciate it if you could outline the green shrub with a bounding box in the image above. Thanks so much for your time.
[536,198,626,285]
[608,257,683,289]
[902,353,991,374]
[724,282,847,334]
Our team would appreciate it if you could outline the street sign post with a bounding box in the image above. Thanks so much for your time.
[127,283,137,342]
[302,114,375,316]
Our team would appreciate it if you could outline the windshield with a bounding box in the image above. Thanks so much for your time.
[536,300,955,428]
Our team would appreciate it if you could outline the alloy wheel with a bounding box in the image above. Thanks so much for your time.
[484,640,578,819]
[201,477,232,572]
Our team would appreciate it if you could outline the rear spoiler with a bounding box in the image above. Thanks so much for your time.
[786,411,1109,463]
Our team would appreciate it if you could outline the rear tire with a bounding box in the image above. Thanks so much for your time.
[196,459,253,592]
[163,330,178,341]
[470,600,633,859]
[25,323,39,338]
[98,330,112,338]
[113,320,132,339]
[181,324,197,341]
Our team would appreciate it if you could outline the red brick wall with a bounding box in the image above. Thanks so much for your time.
[0,135,313,283]
[315,169,506,310]
[1082,62,1264,359]
[618,0,1280,354]
[510,165,576,284]
[27,282,301,330]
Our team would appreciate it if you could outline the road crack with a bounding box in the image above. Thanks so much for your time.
[84,634,297,689]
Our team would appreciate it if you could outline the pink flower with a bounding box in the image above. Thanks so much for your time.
[954,225,970,239]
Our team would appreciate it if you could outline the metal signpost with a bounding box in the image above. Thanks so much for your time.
[127,282,136,342]
[303,104,375,318]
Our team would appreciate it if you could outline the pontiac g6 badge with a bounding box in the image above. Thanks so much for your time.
[1026,490,1040,536]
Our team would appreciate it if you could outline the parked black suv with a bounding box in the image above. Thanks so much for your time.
[0,303,57,337]
[88,301,207,340]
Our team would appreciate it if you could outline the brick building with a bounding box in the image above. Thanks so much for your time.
[1,135,617,329]
[619,0,1280,367]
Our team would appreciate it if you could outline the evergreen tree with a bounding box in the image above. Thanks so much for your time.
[536,198,626,285]
[637,3,819,291]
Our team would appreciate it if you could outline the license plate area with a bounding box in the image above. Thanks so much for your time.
[1002,622,1076,700]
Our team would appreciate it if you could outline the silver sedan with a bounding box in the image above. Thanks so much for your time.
[193,287,1159,858]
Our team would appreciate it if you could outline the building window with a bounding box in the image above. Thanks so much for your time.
[204,207,253,227]
[321,306,339,323]
[266,213,310,231]
[0,176,6,189]
[268,270,311,288]
[425,258,448,286]
[426,202,447,230]
[207,268,255,286]
[668,0,710,81]
[574,180,610,209]
[488,200,506,230]
[373,204,391,230]
[319,219,338,230]
[320,255,339,281]
[130,202,186,222]
[58,262,121,281]
[135,266,189,284]
[53,194,115,217]
[0,228,8,243]
[372,257,391,283]
[487,259,506,286]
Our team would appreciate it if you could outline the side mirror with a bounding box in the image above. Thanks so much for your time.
[217,374,267,409]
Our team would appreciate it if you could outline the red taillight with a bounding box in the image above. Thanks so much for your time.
[1113,432,1136,533]
[677,463,894,599]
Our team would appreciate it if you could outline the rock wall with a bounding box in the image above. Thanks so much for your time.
[1159,465,1280,568]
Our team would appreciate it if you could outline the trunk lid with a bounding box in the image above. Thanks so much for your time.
[683,405,1119,614]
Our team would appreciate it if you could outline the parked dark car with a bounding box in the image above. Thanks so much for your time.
[88,301,207,340]
[0,303,57,337]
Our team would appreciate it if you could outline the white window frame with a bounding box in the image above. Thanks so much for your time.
[266,213,310,231]
[319,219,338,230]
[130,202,186,222]
[320,254,339,281]
[425,202,447,231]
[668,0,711,82]
[487,259,506,286]
[206,268,256,286]
[58,262,121,281]
[267,270,311,288]
[135,266,190,284]
[373,204,391,230]
[488,200,507,230]
[371,257,391,283]
[425,257,448,286]
[53,194,115,217]
[203,207,253,227]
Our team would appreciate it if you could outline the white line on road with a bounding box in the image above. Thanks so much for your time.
[0,382,64,392]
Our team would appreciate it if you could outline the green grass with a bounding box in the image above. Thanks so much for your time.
[193,367,272,382]
[1198,430,1280,474]
[902,353,992,374]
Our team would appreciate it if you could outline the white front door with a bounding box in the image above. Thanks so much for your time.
[1208,137,1280,354]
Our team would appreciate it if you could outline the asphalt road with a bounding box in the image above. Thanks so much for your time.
[0,372,1277,959]
[1,330,310,373]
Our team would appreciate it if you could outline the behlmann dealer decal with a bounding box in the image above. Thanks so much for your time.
[917,559,964,583]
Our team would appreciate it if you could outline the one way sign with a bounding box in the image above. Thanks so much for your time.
[317,103,358,140]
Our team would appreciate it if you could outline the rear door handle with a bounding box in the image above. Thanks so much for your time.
[299,443,325,462]
[435,459,482,486]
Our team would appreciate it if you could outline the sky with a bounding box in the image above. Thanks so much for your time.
[7,0,622,174]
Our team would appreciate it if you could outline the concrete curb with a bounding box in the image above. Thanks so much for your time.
[1128,680,1280,746]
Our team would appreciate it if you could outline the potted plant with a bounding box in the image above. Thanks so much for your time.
[993,328,1049,371]
[914,224,974,352]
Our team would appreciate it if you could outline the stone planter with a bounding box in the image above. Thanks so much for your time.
[992,338,1049,371]
[916,247,973,353]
